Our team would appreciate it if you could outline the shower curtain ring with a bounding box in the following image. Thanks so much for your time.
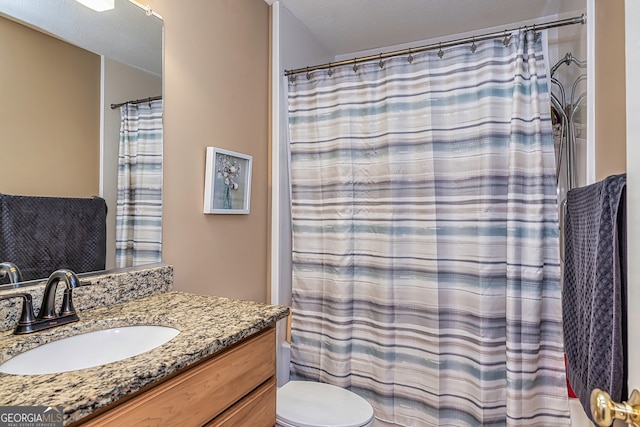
[532,24,539,42]
[407,48,414,64]
[503,30,510,46]
[352,58,358,73]
[327,63,333,77]
[470,36,477,53]
[306,67,311,80]
[378,53,384,68]
[437,43,444,58]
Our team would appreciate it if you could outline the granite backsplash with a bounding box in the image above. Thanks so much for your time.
[0,264,173,333]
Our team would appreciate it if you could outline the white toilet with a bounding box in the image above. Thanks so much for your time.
[276,380,375,427]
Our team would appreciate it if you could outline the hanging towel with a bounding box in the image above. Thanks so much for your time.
[562,173,627,421]
[0,193,107,282]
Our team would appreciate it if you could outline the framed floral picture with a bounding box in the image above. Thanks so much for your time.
[203,147,252,214]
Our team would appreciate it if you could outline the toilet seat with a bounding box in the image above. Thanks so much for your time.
[276,381,374,427]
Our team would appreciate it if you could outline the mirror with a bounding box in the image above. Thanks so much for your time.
[0,0,163,288]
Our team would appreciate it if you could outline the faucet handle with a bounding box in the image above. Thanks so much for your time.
[60,288,76,317]
[0,293,36,329]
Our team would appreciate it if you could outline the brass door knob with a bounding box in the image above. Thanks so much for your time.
[590,388,640,426]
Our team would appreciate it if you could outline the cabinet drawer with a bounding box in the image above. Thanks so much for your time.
[79,327,275,427]
[205,376,276,427]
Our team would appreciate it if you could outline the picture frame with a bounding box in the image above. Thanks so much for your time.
[203,147,252,214]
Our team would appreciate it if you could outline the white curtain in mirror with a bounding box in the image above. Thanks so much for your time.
[115,99,163,267]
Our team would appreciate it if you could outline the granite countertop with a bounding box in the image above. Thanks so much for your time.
[0,291,289,425]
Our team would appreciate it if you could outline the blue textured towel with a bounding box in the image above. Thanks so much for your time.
[563,174,627,421]
[0,193,107,283]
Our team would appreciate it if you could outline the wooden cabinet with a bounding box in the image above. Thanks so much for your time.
[74,326,276,427]
[205,377,276,427]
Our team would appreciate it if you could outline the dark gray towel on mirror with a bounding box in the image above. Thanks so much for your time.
[0,193,107,283]
[562,173,627,422]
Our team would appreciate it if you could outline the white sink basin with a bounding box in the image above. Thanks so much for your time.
[0,325,180,375]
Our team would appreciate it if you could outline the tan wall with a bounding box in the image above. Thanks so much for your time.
[595,0,626,180]
[153,0,270,302]
[0,16,100,197]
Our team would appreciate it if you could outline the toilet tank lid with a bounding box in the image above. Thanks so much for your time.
[277,381,374,427]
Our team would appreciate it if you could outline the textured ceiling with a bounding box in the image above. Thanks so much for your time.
[0,1,586,76]
[0,0,162,75]
[278,0,586,56]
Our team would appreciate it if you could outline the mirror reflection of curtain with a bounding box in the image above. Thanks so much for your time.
[115,99,163,267]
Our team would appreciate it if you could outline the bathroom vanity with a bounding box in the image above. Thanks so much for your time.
[77,326,276,426]
[0,265,289,426]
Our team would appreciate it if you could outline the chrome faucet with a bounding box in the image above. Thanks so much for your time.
[0,269,80,334]
[0,262,23,284]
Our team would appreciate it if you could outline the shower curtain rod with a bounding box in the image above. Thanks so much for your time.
[110,95,162,110]
[285,14,586,77]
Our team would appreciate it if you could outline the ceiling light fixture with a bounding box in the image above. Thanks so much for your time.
[75,0,115,12]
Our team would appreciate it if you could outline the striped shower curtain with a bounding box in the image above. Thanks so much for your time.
[115,99,163,267]
[288,30,569,426]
